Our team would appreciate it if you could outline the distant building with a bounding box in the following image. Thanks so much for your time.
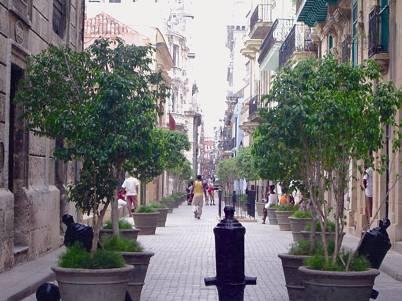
[0,0,85,272]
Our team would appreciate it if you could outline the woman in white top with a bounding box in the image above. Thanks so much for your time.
[262,185,278,224]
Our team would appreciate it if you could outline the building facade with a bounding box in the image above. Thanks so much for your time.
[297,0,402,253]
[0,0,85,272]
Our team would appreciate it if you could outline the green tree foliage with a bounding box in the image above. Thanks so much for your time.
[251,56,401,269]
[127,129,190,183]
[16,38,169,253]
[216,157,239,192]
[236,147,259,181]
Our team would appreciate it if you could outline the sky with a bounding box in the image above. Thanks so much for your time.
[191,0,233,137]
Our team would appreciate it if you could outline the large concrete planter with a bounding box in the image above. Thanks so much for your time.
[100,228,140,241]
[276,210,293,231]
[132,212,159,235]
[278,253,311,301]
[289,217,312,242]
[121,251,154,301]
[155,208,169,227]
[299,266,380,301]
[267,207,278,225]
[256,202,265,216]
[52,265,133,301]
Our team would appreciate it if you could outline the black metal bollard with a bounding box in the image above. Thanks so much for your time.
[358,218,392,299]
[205,206,257,301]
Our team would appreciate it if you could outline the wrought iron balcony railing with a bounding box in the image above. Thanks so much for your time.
[248,95,260,118]
[368,5,389,57]
[341,35,351,64]
[258,19,294,64]
[250,4,271,35]
[279,23,316,67]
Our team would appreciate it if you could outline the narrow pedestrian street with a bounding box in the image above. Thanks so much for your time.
[132,203,402,301]
[17,200,402,301]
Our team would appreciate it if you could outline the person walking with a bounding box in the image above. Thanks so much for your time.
[208,182,215,205]
[122,173,140,215]
[263,185,279,224]
[192,175,204,219]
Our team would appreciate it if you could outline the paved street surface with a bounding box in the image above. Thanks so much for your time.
[135,203,402,301]
[23,201,402,301]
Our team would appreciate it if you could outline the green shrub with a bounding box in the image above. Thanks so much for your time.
[276,204,298,211]
[288,239,335,256]
[305,221,336,232]
[136,206,156,213]
[103,219,133,230]
[304,251,369,272]
[291,210,312,218]
[102,236,143,252]
[149,202,168,209]
[269,204,278,208]
[289,240,312,256]
[59,244,125,269]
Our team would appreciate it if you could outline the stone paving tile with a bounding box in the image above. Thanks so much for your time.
[22,201,402,301]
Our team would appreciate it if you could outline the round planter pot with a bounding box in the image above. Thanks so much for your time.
[52,265,133,301]
[256,202,265,217]
[289,217,312,242]
[267,208,278,225]
[100,228,140,241]
[299,266,380,301]
[155,208,169,227]
[121,251,154,301]
[132,212,159,235]
[276,210,293,231]
[278,253,311,301]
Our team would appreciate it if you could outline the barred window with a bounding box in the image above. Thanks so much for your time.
[53,0,67,38]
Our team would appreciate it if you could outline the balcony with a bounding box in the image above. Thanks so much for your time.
[297,0,330,27]
[279,23,317,67]
[248,95,260,120]
[249,4,272,39]
[222,137,235,151]
[368,5,389,71]
[341,35,351,64]
[258,19,294,71]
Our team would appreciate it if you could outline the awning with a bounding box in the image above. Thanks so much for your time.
[297,0,338,26]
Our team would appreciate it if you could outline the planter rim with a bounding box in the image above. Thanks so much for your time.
[278,253,311,260]
[298,266,380,277]
[275,210,295,213]
[52,264,134,274]
[155,207,169,211]
[266,207,277,210]
[120,251,155,257]
[288,216,312,220]
[101,228,139,232]
[132,212,160,216]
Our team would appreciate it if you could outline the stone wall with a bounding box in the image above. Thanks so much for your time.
[0,0,84,272]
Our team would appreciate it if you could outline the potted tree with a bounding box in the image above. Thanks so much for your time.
[255,56,400,300]
[149,203,170,227]
[132,206,160,235]
[275,204,297,231]
[266,204,279,225]
[102,236,154,301]
[100,219,140,241]
[16,38,169,300]
[289,210,312,242]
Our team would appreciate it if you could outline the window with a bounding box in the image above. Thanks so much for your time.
[327,34,334,52]
[172,44,180,67]
[351,0,358,65]
[109,0,121,3]
[53,0,67,37]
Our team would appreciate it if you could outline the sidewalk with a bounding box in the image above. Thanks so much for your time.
[0,248,64,301]
[4,203,402,301]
